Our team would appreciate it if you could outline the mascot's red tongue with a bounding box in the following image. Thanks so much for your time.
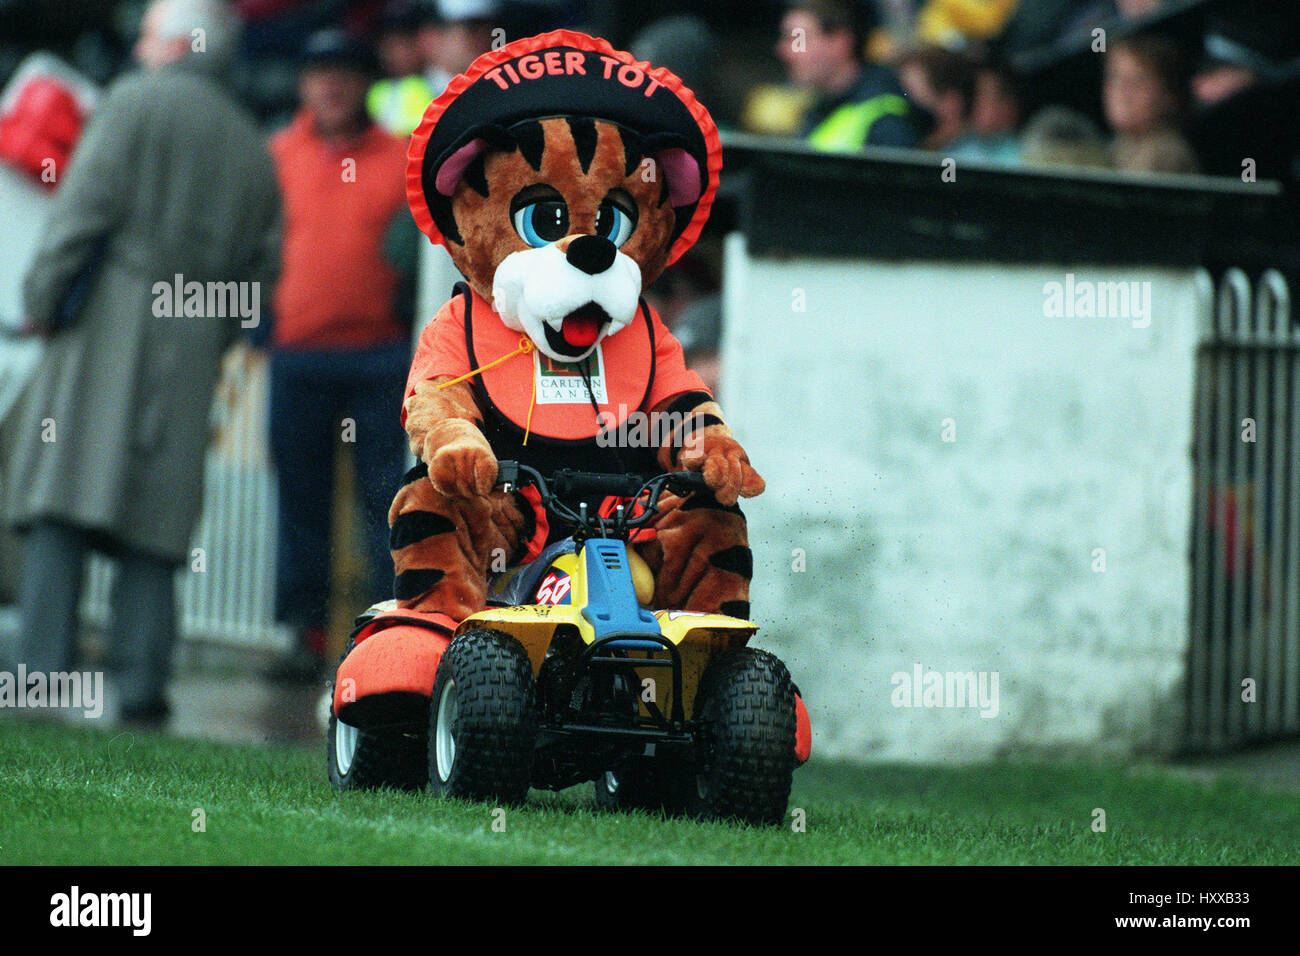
[561,312,601,347]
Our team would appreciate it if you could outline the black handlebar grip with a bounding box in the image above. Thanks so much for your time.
[550,469,646,498]
[666,470,709,494]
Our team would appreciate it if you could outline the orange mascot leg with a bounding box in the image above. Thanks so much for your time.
[636,490,752,618]
[388,461,532,620]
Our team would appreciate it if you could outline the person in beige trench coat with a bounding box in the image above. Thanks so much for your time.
[2,0,280,724]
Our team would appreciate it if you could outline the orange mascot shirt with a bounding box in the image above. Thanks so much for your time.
[405,284,706,472]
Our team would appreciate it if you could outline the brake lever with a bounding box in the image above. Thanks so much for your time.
[496,459,520,493]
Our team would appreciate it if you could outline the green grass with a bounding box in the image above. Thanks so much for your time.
[1,720,1297,865]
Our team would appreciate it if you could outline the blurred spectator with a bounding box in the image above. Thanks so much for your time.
[375,2,428,78]
[367,0,435,136]
[643,253,722,395]
[3,0,279,725]
[897,44,975,151]
[1020,105,1109,168]
[1115,0,1163,19]
[994,0,1113,60]
[416,5,453,94]
[630,14,716,110]
[1186,11,1300,184]
[263,28,410,683]
[950,55,1022,162]
[426,0,499,80]
[777,0,921,151]
[1190,12,1293,109]
[1103,33,1198,174]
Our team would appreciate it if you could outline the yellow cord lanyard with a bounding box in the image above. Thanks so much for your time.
[437,335,537,445]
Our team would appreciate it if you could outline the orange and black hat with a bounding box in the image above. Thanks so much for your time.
[407,30,722,266]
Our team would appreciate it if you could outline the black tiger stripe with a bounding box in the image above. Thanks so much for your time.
[394,568,446,601]
[720,600,751,619]
[463,152,489,196]
[567,116,598,173]
[390,510,458,550]
[668,413,725,466]
[512,120,546,170]
[400,461,429,486]
[662,390,714,467]
[620,126,644,177]
[708,545,752,579]
[663,390,712,419]
[686,414,725,432]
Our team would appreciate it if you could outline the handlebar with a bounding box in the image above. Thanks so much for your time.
[550,470,647,499]
[495,460,709,537]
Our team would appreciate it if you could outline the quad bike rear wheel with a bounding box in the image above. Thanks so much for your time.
[428,628,537,804]
[327,639,427,790]
[687,647,797,826]
[327,713,428,790]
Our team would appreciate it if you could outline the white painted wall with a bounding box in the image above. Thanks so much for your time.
[720,233,1202,762]
[417,239,461,338]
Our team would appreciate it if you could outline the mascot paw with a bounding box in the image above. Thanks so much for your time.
[427,440,499,500]
[681,435,765,506]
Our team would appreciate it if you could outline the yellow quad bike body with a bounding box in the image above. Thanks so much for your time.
[429,461,809,826]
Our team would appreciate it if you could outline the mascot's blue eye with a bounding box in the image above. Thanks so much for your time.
[595,202,635,247]
[512,200,569,247]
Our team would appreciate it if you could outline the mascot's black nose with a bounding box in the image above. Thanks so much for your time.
[566,235,617,275]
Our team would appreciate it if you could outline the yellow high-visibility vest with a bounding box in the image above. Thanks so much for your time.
[807,93,910,152]
[367,75,436,137]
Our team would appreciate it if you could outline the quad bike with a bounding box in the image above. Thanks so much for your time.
[327,461,812,826]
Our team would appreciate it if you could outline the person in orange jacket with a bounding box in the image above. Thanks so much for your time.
[263,29,412,682]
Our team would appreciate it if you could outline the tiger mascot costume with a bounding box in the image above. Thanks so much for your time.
[390,30,764,623]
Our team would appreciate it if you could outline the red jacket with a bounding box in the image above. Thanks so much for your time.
[270,110,408,349]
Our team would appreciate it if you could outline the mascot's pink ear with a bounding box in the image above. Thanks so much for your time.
[655,147,703,207]
[435,138,488,196]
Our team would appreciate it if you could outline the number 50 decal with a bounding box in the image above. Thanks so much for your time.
[535,570,572,605]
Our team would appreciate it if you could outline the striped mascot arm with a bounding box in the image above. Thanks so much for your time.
[403,377,498,499]
[652,390,765,507]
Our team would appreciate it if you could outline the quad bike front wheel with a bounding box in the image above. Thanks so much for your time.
[688,647,797,826]
[428,628,537,804]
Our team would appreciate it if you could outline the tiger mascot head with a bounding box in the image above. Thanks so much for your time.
[407,30,722,363]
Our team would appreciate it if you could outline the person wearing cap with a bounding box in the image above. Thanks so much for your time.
[263,28,412,682]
